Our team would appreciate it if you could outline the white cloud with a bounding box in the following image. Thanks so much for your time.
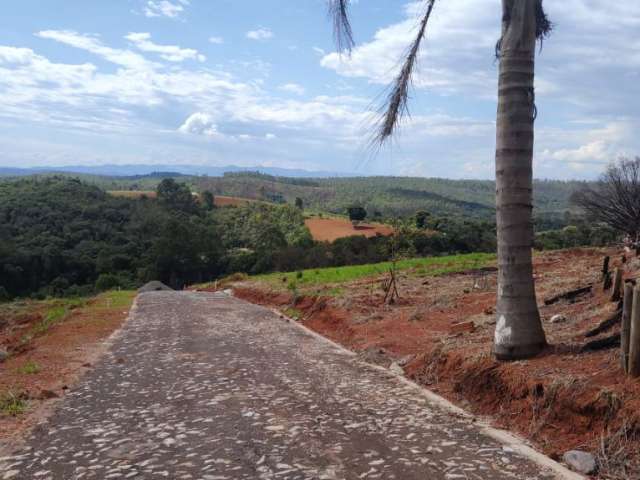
[208,36,224,45]
[144,0,189,18]
[36,30,153,70]
[246,28,274,41]
[265,133,277,140]
[126,32,205,62]
[537,122,633,171]
[3,33,251,113]
[178,113,220,137]
[278,83,305,96]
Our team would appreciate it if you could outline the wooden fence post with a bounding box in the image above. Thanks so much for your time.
[602,256,610,280]
[621,283,633,374]
[628,285,640,377]
[610,268,623,302]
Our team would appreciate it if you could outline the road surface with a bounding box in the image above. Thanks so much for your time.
[2,292,563,479]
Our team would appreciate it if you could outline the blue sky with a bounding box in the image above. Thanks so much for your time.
[0,0,638,179]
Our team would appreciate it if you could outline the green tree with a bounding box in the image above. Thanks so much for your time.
[201,190,215,211]
[347,206,367,223]
[295,197,304,210]
[156,179,197,214]
[415,210,430,229]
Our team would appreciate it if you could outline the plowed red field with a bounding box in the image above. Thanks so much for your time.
[305,218,393,242]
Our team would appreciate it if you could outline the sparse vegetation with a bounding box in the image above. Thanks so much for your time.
[17,361,41,375]
[256,253,494,288]
[0,390,28,417]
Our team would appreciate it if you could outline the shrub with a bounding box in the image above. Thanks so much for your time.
[95,273,125,292]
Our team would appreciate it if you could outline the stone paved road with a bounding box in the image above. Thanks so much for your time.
[2,292,563,479]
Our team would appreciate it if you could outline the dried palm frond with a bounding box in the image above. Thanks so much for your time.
[328,0,355,54]
[375,0,437,145]
[535,0,553,41]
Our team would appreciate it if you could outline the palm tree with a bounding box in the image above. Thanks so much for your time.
[329,0,552,360]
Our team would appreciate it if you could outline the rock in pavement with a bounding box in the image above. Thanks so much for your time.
[563,450,597,475]
[138,281,173,293]
[550,314,567,324]
[0,348,8,363]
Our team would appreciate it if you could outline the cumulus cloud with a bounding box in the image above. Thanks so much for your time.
[178,113,220,136]
[3,32,250,113]
[208,36,224,45]
[246,28,273,41]
[144,0,189,18]
[126,32,205,62]
[536,122,634,176]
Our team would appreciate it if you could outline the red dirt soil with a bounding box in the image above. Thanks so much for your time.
[305,217,394,242]
[0,295,133,449]
[235,247,640,478]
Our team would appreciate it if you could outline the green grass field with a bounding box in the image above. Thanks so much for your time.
[255,252,495,288]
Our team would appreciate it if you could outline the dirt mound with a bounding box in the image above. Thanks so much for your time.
[137,281,173,293]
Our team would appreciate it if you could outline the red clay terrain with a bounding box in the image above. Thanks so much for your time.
[0,292,135,449]
[305,217,394,242]
[232,247,640,479]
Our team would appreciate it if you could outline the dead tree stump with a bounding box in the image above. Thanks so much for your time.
[621,283,633,374]
[611,268,623,302]
[629,285,640,377]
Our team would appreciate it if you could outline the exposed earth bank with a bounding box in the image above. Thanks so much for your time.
[230,247,640,479]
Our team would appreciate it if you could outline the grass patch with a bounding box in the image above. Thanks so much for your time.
[17,360,40,375]
[317,286,345,297]
[27,298,86,339]
[282,307,303,320]
[191,273,249,291]
[0,391,28,417]
[256,253,495,288]
[94,290,136,309]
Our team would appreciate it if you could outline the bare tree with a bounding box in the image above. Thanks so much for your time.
[573,157,640,240]
[328,0,552,360]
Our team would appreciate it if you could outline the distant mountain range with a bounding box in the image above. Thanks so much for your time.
[0,164,354,178]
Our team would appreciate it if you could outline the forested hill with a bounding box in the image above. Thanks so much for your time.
[193,173,586,225]
[0,171,587,225]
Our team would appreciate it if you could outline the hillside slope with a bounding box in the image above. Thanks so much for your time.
[1,171,586,224]
[194,173,585,223]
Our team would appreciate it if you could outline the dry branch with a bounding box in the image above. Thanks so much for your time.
[544,285,592,306]
[584,310,622,338]
[581,334,621,353]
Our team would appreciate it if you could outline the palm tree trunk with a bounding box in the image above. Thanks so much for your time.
[494,0,547,360]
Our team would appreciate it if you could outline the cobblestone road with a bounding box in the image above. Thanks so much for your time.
[2,292,564,479]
